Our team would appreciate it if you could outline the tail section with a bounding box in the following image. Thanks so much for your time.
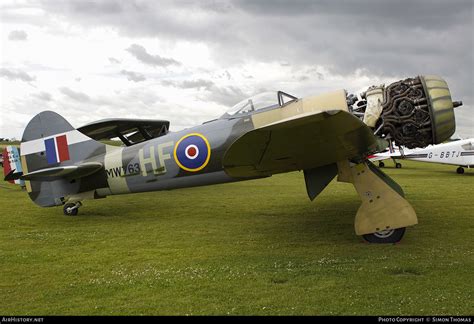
[21,111,107,207]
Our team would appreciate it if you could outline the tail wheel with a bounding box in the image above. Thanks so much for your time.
[378,161,385,168]
[395,163,402,169]
[362,227,406,244]
[456,167,465,174]
[63,202,80,216]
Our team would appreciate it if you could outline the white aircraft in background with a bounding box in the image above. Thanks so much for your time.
[370,138,474,174]
[369,145,404,169]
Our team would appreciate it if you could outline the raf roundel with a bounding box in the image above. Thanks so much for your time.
[174,133,211,172]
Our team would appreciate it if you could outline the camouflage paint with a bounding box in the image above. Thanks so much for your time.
[20,110,255,206]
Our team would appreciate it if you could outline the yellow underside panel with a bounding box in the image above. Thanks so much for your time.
[350,162,418,235]
[223,110,378,178]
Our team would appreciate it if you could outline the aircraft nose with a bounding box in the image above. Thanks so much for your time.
[375,75,459,148]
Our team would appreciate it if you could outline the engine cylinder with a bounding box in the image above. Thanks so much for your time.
[379,75,456,148]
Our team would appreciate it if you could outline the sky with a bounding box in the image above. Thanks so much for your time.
[1,0,473,140]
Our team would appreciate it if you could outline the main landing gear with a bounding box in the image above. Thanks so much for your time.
[378,160,402,169]
[362,228,406,244]
[63,202,82,216]
[456,167,465,174]
[336,160,417,244]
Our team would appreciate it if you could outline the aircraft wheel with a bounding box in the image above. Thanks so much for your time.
[63,203,79,216]
[395,163,402,169]
[456,167,465,174]
[378,161,385,168]
[362,227,406,244]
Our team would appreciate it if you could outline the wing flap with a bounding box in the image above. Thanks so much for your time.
[21,162,103,181]
[223,110,378,177]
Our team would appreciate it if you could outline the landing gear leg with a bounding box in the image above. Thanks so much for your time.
[337,160,417,244]
[456,166,465,174]
[63,201,82,216]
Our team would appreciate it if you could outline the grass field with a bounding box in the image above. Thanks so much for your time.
[0,141,20,148]
[0,161,472,315]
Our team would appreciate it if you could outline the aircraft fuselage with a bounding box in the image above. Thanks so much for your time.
[98,117,254,197]
[402,139,474,167]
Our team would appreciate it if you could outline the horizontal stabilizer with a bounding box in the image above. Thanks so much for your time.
[21,162,103,181]
[4,169,23,181]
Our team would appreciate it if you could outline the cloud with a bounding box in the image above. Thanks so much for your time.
[59,87,90,102]
[161,78,246,106]
[36,1,472,89]
[8,30,27,41]
[32,91,52,101]
[454,107,474,139]
[204,85,247,106]
[120,69,146,82]
[1,1,472,138]
[162,79,214,90]
[126,44,181,67]
[108,57,121,64]
[0,68,35,82]
[158,77,246,107]
[63,0,123,15]
[218,70,232,80]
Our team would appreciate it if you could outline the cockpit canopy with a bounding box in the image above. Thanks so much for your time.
[221,91,298,118]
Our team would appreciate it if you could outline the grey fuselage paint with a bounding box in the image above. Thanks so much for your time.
[92,116,258,199]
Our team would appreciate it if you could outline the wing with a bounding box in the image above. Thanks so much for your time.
[223,110,379,178]
[77,118,170,146]
[21,162,103,181]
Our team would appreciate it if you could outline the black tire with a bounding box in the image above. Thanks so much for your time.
[63,203,79,216]
[362,227,406,244]
[378,161,385,168]
[456,167,465,174]
[395,163,402,169]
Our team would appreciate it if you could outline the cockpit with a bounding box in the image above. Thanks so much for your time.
[221,91,298,118]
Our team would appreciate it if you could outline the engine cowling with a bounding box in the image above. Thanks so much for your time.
[351,75,460,149]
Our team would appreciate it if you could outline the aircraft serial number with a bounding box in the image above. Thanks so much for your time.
[428,151,461,158]
[106,163,141,178]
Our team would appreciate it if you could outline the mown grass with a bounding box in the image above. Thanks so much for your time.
[0,141,20,149]
[0,161,472,315]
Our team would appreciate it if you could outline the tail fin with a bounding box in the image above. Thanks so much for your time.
[21,111,106,207]
[3,145,25,186]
